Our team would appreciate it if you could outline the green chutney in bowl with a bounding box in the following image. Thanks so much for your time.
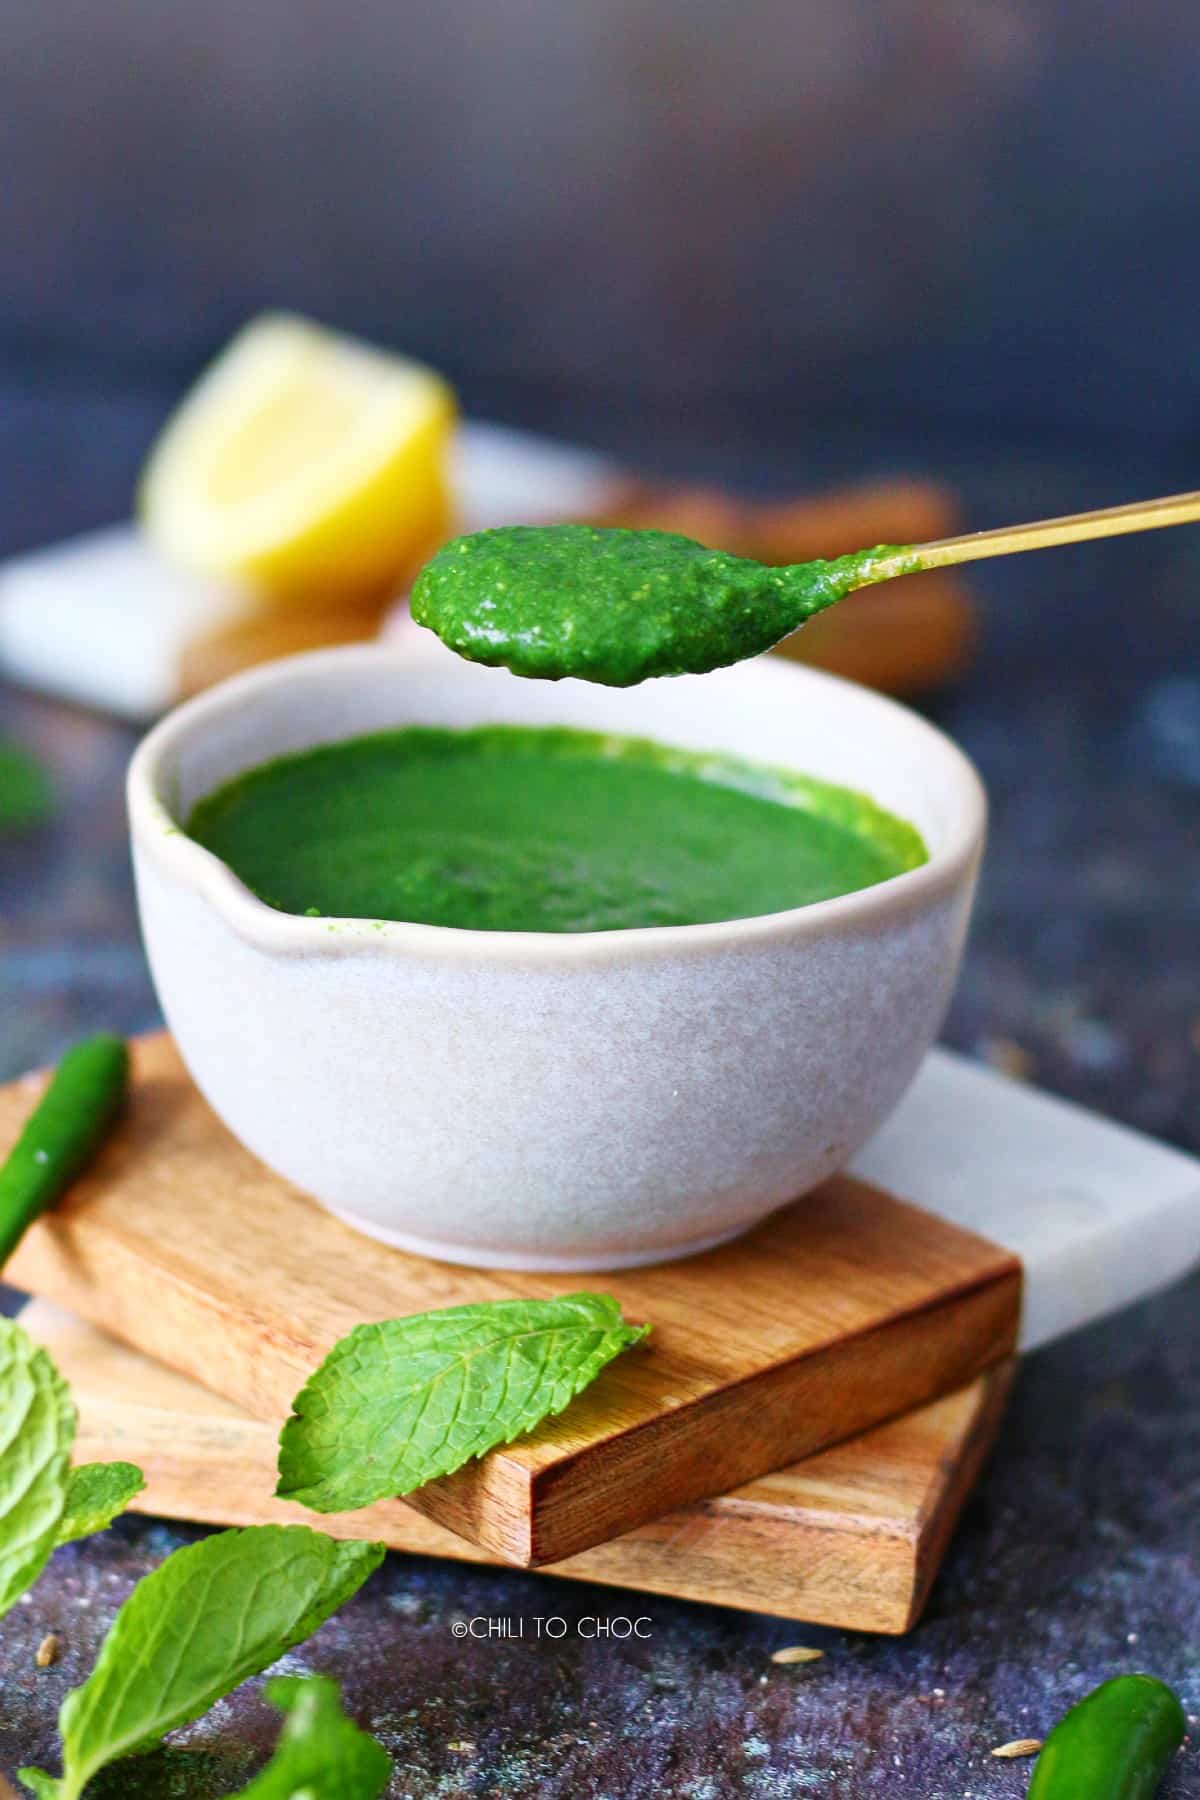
[183,724,928,934]
[130,641,984,1267]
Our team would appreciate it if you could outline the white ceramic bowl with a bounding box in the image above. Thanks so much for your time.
[128,636,986,1269]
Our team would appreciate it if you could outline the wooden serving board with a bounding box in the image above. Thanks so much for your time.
[2,1035,1021,1567]
[20,1300,1015,1633]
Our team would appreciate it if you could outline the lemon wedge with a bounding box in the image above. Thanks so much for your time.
[139,314,456,600]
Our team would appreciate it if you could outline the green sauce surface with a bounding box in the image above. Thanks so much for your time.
[411,525,918,686]
[185,725,927,934]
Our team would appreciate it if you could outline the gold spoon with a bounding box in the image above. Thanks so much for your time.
[865,486,1200,581]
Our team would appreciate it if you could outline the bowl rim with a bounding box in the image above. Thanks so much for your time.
[128,642,988,964]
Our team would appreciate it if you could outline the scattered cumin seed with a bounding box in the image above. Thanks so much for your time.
[770,1646,824,1666]
[35,1633,60,1668]
[991,1738,1042,1759]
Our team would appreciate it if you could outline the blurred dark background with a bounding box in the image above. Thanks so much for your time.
[4,0,1200,497]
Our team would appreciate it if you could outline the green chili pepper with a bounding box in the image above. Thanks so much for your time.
[0,736,53,832]
[1028,1674,1186,1799]
[0,1033,129,1267]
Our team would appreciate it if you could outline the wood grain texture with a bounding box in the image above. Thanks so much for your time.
[178,592,394,698]
[593,474,961,562]
[1,1035,1021,1566]
[20,1300,1015,1633]
[774,571,976,697]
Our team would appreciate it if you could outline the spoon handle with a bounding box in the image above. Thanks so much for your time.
[868,486,1200,582]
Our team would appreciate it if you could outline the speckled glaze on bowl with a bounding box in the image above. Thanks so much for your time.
[128,636,986,1269]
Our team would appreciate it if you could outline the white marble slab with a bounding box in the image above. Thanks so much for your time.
[0,525,251,717]
[853,1049,1200,1351]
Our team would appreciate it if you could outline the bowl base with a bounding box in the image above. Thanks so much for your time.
[324,1205,757,1271]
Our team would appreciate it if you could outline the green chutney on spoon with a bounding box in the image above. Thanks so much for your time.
[411,524,919,687]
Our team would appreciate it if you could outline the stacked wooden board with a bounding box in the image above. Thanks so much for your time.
[4,1033,1198,1628]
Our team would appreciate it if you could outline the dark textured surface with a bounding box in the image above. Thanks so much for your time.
[1,417,1198,1794]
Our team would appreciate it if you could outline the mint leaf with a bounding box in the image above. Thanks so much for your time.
[277,1292,649,1513]
[232,1675,391,1798]
[19,1524,384,1800]
[0,1319,74,1619]
[0,1321,144,1623]
[55,1462,145,1546]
